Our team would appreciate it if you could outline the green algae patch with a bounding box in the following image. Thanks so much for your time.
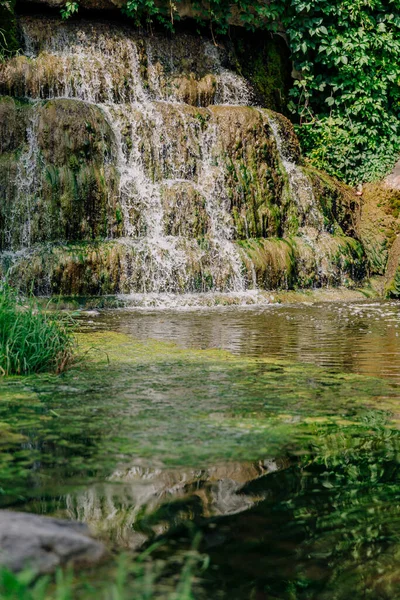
[0,330,398,506]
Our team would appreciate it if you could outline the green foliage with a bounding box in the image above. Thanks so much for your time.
[0,283,75,375]
[60,1,79,20]
[0,541,206,599]
[58,0,398,185]
[0,0,19,59]
[283,0,400,185]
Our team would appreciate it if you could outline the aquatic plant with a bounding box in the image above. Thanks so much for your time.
[0,283,75,376]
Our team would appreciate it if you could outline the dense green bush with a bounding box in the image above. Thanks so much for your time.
[284,0,400,185]
[62,0,400,185]
[0,283,75,376]
[0,0,19,59]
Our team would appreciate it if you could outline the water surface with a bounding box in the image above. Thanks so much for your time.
[81,300,400,382]
[1,300,400,599]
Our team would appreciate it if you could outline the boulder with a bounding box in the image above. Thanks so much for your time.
[0,510,107,574]
[385,159,400,191]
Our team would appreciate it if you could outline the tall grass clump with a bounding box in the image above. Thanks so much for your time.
[0,540,206,599]
[0,283,75,376]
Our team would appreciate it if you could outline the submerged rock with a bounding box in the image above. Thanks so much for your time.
[0,510,107,574]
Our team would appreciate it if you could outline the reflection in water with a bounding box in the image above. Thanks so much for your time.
[81,301,400,382]
[1,302,400,598]
[154,423,400,599]
[63,459,286,548]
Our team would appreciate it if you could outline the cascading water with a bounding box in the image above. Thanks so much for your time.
[267,115,324,231]
[12,16,256,295]
[0,15,365,300]
[8,111,41,250]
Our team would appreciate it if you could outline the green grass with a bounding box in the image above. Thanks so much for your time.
[0,540,206,600]
[0,283,75,376]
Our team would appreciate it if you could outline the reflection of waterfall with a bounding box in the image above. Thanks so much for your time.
[64,459,287,548]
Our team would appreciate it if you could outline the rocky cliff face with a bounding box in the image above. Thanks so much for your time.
[0,14,368,297]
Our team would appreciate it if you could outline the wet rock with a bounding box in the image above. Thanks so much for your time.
[0,510,107,574]
[357,183,400,277]
[385,159,400,191]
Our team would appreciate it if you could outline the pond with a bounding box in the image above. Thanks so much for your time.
[1,300,400,599]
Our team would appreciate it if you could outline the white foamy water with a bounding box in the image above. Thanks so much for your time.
[11,17,255,294]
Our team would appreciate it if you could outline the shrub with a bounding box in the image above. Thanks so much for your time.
[0,283,75,376]
[110,0,400,185]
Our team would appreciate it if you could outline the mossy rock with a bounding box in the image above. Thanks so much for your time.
[161,182,210,237]
[229,28,292,114]
[239,237,297,289]
[0,98,121,250]
[385,266,400,298]
[305,165,360,237]
[38,99,115,166]
[358,183,400,276]
[210,106,286,238]
[0,96,32,153]
[384,234,400,298]
[239,233,366,291]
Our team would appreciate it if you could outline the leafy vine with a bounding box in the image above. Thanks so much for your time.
[60,0,400,184]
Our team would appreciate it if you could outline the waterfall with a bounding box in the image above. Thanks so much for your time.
[0,15,360,300]
[267,115,324,231]
[9,16,256,294]
[7,110,41,251]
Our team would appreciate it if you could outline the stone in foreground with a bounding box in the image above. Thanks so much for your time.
[0,510,107,574]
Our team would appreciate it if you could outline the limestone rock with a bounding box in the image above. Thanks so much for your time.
[385,159,400,191]
[0,510,107,574]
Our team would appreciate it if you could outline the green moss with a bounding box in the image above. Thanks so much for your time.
[0,99,121,251]
[238,237,297,289]
[230,29,292,113]
[304,165,359,237]
[385,266,400,298]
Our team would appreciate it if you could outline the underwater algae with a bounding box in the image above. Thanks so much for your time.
[0,330,398,506]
